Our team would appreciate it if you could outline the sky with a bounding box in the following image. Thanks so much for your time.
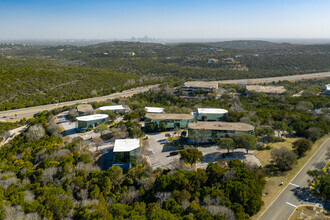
[0,0,329,40]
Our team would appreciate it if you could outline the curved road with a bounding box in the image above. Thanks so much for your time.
[259,138,330,220]
[0,71,329,120]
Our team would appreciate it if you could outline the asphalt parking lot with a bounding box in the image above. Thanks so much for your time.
[146,132,181,169]
[146,132,261,169]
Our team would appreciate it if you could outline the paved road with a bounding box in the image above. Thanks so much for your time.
[217,71,330,84]
[259,138,330,220]
[0,84,159,119]
[0,125,28,146]
[1,71,329,120]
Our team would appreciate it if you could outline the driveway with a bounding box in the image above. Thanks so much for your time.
[0,125,28,146]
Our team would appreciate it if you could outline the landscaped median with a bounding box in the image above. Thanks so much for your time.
[252,134,330,220]
[288,205,329,219]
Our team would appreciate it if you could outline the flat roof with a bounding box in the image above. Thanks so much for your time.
[77,104,94,113]
[113,139,140,152]
[76,114,109,122]
[99,105,127,111]
[184,81,218,89]
[145,107,164,113]
[246,85,286,94]
[189,121,254,132]
[198,108,228,114]
[145,113,194,120]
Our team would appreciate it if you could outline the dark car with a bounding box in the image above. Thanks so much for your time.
[169,151,179,156]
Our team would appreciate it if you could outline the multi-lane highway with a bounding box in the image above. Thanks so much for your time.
[0,84,158,120]
[259,139,330,220]
[1,71,329,121]
[217,71,330,84]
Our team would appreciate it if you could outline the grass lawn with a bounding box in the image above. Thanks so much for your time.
[254,137,298,167]
[289,205,329,220]
[252,134,330,220]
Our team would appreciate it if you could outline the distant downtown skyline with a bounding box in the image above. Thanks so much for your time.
[0,0,329,40]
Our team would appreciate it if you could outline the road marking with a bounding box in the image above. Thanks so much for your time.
[289,183,300,187]
[286,202,297,208]
[257,137,329,220]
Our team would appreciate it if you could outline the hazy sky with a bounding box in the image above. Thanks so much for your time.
[0,0,329,40]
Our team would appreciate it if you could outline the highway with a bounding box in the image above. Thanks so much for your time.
[259,138,330,220]
[0,71,329,120]
[0,84,158,120]
[217,71,330,84]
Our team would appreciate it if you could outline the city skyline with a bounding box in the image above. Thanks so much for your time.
[0,0,329,40]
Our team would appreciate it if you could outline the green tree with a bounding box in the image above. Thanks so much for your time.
[179,148,204,170]
[235,134,257,153]
[145,122,157,132]
[271,147,297,171]
[307,170,330,200]
[217,138,235,154]
[159,121,167,131]
[292,139,312,158]
[272,121,287,137]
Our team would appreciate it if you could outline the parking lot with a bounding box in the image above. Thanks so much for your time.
[55,111,101,140]
[146,132,181,169]
[146,131,261,169]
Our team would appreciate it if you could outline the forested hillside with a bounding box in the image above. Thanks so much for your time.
[0,40,329,110]
[0,111,265,219]
[0,57,158,110]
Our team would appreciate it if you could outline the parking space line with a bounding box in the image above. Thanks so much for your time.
[289,183,300,187]
[286,202,297,208]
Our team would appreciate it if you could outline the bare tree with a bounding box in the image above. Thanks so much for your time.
[0,173,18,190]
[155,192,172,206]
[46,121,62,138]
[205,205,236,220]
[120,186,139,204]
[26,124,45,142]
[24,190,35,202]
[77,189,89,201]
[181,199,191,209]
[76,163,100,173]
[93,137,104,150]
[41,167,58,186]
[4,205,41,220]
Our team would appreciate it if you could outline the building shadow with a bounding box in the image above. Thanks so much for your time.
[97,149,113,171]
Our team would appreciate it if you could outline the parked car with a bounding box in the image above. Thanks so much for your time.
[169,151,179,156]
[159,139,169,144]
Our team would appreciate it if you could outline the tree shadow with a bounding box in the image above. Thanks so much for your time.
[312,161,327,169]
[291,187,330,210]
[202,152,221,163]
[201,152,247,164]
[161,145,177,153]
